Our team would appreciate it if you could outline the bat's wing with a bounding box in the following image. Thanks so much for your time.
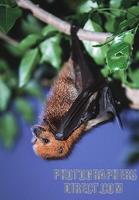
[55,85,122,140]
[97,86,123,128]
[54,25,122,140]
[55,83,103,140]
[70,25,95,90]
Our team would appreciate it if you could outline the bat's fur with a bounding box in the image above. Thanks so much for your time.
[32,58,111,159]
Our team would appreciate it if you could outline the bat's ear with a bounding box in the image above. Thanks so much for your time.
[31,125,46,138]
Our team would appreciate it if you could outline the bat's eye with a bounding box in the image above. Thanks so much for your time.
[41,138,50,144]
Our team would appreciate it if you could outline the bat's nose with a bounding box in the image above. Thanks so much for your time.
[55,132,64,140]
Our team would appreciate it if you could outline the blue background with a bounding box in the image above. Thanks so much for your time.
[0,98,139,200]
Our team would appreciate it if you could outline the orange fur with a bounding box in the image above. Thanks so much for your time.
[33,58,88,159]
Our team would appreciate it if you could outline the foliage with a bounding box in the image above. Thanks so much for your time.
[0,0,21,33]
[0,0,139,163]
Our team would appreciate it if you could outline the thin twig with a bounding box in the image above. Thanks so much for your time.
[0,31,18,46]
[16,0,112,43]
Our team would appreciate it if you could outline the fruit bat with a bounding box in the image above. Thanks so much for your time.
[32,25,121,159]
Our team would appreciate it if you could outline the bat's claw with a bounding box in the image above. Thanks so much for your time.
[55,132,64,140]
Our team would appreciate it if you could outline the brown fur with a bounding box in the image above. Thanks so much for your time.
[33,58,87,159]
[32,58,111,159]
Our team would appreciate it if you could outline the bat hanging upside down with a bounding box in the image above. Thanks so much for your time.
[32,25,121,159]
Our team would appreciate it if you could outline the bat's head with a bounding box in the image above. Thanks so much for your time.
[31,125,70,159]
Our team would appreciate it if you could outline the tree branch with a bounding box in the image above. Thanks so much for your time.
[0,31,18,46]
[16,0,112,43]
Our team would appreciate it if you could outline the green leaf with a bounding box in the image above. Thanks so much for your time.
[0,5,21,33]
[0,58,9,71]
[78,0,98,13]
[101,65,110,77]
[42,25,57,37]
[107,42,129,72]
[110,0,122,8]
[119,16,139,32]
[0,112,17,148]
[18,34,42,51]
[19,48,40,87]
[136,51,139,60]
[104,14,116,33]
[127,6,139,19]
[5,43,23,56]
[83,19,108,65]
[24,80,44,99]
[40,35,62,69]
[126,68,139,89]
[106,29,135,72]
[0,0,16,7]
[121,0,139,9]
[15,98,34,122]
[0,79,11,111]
[21,14,43,35]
